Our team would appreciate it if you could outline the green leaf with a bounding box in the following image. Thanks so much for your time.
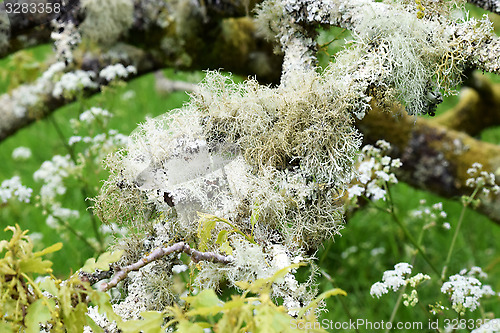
[254,303,291,333]
[19,257,53,274]
[297,288,347,318]
[184,289,222,316]
[177,321,205,333]
[0,321,15,333]
[38,277,58,296]
[236,264,303,293]
[120,311,164,333]
[33,243,63,257]
[85,314,104,333]
[216,230,229,245]
[216,230,233,255]
[197,213,219,252]
[25,299,54,333]
[0,262,17,275]
[81,250,124,273]
[62,302,88,332]
[88,290,124,325]
[250,206,259,230]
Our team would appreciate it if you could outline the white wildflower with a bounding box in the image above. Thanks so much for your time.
[370,282,388,298]
[441,273,490,314]
[348,184,364,198]
[12,147,32,160]
[172,265,188,274]
[99,64,137,81]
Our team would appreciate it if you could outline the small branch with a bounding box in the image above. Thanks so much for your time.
[79,269,113,286]
[100,242,232,291]
[434,73,500,136]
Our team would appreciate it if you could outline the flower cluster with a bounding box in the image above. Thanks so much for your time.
[0,176,33,203]
[370,263,430,307]
[99,64,137,82]
[33,155,77,207]
[409,199,450,230]
[348,140,402,202]
[441,267,497,315]
[11,146,32,161]
[68,108,129,164]
[465,163,500,196]
[52,70,98,99]
[78,107,113,124]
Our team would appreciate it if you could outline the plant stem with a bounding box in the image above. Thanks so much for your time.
[367,186,440,276]
[385,228,424,332]
[54,215,100,253]
[320,269,360,333]
[49,115,103,251]
[441,187,478,281]
[216,216,256,244]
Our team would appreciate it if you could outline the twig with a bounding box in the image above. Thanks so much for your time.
[100,242,232,291]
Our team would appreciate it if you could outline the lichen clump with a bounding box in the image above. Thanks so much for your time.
[79,0,134,45]
[98,70,361,250]
[95,68,362,317]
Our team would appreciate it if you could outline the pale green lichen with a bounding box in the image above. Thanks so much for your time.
[98,68,360,250]
[79,0,135,45]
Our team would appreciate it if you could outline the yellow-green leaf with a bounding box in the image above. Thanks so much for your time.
[25,299,54,333]
[298,288,347,318]
[237,264,302,293]
[81,250,124,273]
[38,277,58,296]
[85,314,104,333]
[33,243,62,258]
[185,290,226,316]
[120,311,164,333]
[19,257,52,274]
[216,230,229,245]
[197,213,219,252]
[0,263,17,275]
[177,321,205,333]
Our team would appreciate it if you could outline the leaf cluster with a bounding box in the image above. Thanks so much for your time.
[166,265,346,333]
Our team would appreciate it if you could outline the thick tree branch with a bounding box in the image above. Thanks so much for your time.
[0,15,282,141]
[100,242,232,291]
[434,74,500,136]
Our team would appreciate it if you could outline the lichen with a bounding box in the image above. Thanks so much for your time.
[79,0,135,45]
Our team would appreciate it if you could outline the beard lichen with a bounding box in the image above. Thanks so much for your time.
[94,66,362,315]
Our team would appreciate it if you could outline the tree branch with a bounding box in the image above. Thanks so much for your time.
[0,14,282,141]
[434,73,500,136]
[100,242,232,292]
